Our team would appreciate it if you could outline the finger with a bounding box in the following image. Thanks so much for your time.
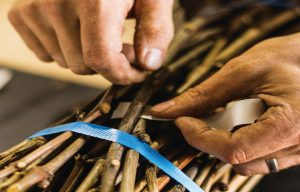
[122,44,136,64]
[134,0,174,71]
[151,61,261,118]
[78,0,146,85]
[8,6,52,62]
[175,112,299,165]
[43,1,93,74]
[234,145,300,176]
[19,0,67,67]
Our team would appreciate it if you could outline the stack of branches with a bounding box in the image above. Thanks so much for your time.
[1,1,300,192]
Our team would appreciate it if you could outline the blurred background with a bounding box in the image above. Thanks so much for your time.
[1,1,300,191]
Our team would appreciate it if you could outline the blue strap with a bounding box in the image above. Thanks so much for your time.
[29,122,203,192]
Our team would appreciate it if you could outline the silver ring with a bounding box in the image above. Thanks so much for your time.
[266,158,279,173]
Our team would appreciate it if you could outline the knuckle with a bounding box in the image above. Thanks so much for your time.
[84,58,107,72]
[185,87,207,102]
[41,0,63,16]
[8,8,20,25]
[265,105,296,138]
[21,1,39,17]
[224,145,247,164]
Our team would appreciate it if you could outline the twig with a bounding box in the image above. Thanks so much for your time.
[76,158,105,192]
[168,162,199,192]
[101,69,169,192]
[120,119,149,192]
[145,165,159,192]
[176,37,226,94]
[0,140,29,160]
[7,136,86,192]
[0,133,71,180]
[194,159,217,186]
[157,149,200,191]
[215,9,300,66]
[134,143,187,192]
[239,175,263,192]
[58,155,88,192]
[227,174,249,192]
[202,163,232,192]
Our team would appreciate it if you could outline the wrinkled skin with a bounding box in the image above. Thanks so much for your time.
[151,33,300,176]
[9,0,300,176]
[8,0,174,84]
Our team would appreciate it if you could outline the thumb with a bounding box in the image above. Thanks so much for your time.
[175,117,233,163]
[151,62,256,119]
[134,0,174,71]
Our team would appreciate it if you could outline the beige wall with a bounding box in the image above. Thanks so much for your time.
[0,1,135,88]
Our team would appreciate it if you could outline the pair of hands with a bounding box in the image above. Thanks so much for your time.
[9,0,300,176]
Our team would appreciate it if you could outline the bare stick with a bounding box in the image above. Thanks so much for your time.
[0,140,29,160]
[145,165,159,192]
[134,144,187,192]
[101,69,169,192]
[239,175,264,192]
[202,164,232,192]
[215,9,300,66]
[59,155,87,192]
[7,136,86,192]
[0,137,46,169]
[168,162,199,192]
[227,174,249,192]
[157,149,200,191]
[76,158,105,192]
[120,119,149,192]
[194,159,217,186]
[0,133,71,180]
[176,37,226,94]
[168,41,214,73]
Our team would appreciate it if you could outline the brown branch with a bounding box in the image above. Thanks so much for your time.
[202,163,232,192]
[0,137,46,169]
[167,162,199,192]
[101,69,169,192]
[215,9,300,67]
[239,175,264,192]
[58,155,88,192]
[0,133,70,180]
[157,149,200,191]
[7,136,86,192]
[194,158,217,186]
[120,119,149,192]
[76,158,105,192]
[0,140,28,160]
[227,174,249,192]
[145,164,159,192]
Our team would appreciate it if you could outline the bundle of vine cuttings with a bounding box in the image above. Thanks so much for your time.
[1,1,299,192]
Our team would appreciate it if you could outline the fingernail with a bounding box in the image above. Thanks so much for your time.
[143,48,163,70]
[151,100,175,113]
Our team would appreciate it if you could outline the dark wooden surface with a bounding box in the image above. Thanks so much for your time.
[0,70,299,192]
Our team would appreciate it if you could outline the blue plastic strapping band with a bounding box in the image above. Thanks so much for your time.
[28,122,204,192]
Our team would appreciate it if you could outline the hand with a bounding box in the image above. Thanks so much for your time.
[8,0,174,84]
[151,33,300,176]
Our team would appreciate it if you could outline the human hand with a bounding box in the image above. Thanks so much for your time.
[8,0,174,84]
[151,33,300,175]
